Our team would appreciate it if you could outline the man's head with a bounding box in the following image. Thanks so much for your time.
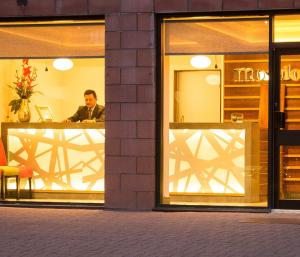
[84,89,97,109]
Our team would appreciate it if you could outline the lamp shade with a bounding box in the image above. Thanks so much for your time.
[53,58,73,71]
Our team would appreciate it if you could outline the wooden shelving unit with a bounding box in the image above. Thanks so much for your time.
[224,54,269,200]
[223,82,264,122]
[284,82,300,127]
[280,74,300,198]
[224,55,300,199]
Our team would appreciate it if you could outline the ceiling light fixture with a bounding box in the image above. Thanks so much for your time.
[190,55,211,69]
[53,58,73,71]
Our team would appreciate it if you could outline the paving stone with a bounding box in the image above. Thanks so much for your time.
[0,208,299,257]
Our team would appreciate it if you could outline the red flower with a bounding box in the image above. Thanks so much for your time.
[8,59,40,113]
[23,66,31,77]
[22,59,29,65]
[9,59,38,100]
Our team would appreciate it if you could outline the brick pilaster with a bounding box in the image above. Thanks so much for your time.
[105,10,156,210]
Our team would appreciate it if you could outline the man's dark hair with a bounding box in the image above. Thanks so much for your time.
[84,89,97,99]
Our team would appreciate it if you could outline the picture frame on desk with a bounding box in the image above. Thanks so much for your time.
[35,105,54,122]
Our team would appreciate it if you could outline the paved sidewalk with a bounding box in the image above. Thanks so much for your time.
[0,207,299,257]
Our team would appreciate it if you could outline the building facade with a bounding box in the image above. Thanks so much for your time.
[1,0,300,211]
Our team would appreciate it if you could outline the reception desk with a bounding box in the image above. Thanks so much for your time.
[167,122,260,203]
[1,122,105,195]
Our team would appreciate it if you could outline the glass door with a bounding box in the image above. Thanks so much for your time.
[274,48,300,209]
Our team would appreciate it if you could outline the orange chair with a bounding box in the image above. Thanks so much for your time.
[0,138,32,200]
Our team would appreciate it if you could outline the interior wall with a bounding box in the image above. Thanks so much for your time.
[1,58,104,122]
[29,59,64,122]
[0,60,16,125]
[166,55,224,122]
[62,58,105,120]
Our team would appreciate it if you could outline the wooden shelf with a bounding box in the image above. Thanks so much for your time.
[284,178,300,182]
[224,119,258,122]
[224,96,260,99]
[286,119,300,122]
[224,55,269,197]
[284,154,300,158]
[284,84,300,87]
[285,96,300,99]
[283,166,300,170]
[224,59,268,63]
[224,84,261,88]
[285,107,300,111]
[224,108,259,111]
[281,58,300,62]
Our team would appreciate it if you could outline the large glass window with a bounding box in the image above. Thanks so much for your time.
[274,15,300,42]
[161,17,269,207]
[0,21,105,204]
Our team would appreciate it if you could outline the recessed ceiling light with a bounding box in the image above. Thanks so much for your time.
[53,58,73,71]
[190,55,211,69]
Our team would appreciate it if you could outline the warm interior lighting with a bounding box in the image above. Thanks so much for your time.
[169,129,246,194]
[53,58,73,71]
[8,128,105,191]
[190,55,211,69]
[205,74,221,86]
[275,15,300,42]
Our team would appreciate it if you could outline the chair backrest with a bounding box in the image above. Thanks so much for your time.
[0,138,7,166]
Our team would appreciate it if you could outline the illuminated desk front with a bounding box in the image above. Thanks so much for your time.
[1,122,105,192]
[167,122,260,202]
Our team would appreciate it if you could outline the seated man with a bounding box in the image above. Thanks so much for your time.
[64,89,105,123]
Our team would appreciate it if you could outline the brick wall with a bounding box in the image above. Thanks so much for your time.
[0,0,297,18]
[105,1,155,210]
[0,0,298,210]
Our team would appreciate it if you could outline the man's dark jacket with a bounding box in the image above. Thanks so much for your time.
[68,104,105,122]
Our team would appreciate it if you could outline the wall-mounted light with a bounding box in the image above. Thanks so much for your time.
[53,58,73,71]
[190,55,211,69]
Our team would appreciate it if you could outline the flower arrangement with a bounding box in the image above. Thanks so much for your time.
[8,59,40,114]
